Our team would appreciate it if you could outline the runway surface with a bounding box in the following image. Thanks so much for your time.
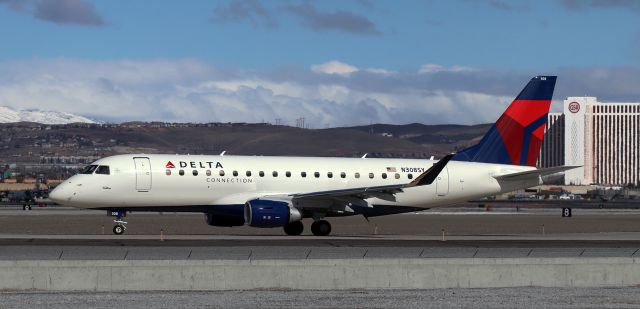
[2,206,640,259]
[2,243,640,260]
[3,287,640,309]
[3,206,640,236]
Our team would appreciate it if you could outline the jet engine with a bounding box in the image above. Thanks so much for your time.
[244,199,302,228]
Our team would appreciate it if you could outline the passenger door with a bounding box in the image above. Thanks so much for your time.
[133,157,152,191]
[436,166,449,196]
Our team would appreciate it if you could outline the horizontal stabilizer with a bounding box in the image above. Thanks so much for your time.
[493,166,580,181]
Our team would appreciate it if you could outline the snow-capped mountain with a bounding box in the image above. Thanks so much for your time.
[0,106,98,124]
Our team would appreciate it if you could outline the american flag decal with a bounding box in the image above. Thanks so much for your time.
[386,167,396,172]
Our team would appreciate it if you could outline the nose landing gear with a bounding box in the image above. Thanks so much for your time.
[113,220,127,235]
[113,219,127,235]
[108,210,127,235]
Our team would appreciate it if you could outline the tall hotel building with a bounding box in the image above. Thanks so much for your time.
[538,97,640,186]
[538,112,564,169]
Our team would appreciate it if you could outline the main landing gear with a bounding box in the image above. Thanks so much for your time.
[109,210,127,235]
[311,220,331,236]
[282,219,332,236]
[283,221,304,236]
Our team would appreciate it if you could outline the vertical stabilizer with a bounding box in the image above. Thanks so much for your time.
[453,76,557,166]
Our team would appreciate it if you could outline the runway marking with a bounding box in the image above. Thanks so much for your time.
[415,212,538,215]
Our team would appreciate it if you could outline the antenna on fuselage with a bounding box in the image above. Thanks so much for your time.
[361,153,368,159]
[429,156,434,160]
[220,151,226,156]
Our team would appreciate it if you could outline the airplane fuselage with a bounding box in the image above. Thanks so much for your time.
[51,154,538,211]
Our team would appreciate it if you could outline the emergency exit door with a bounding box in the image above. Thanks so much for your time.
[134,157,152,191]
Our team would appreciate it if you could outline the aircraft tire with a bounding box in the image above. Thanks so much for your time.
[283,221,304,236]
[113,225,125,235]
[311,220,331,236]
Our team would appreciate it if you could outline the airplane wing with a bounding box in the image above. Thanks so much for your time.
[290,184,405,199]
[493,166,580,181]
[256,154,454,214]
[288,154,453,201]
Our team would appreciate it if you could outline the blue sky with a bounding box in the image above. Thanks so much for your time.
[0,0,639,125]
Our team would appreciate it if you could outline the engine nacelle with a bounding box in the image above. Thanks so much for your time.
[244,199,302,228]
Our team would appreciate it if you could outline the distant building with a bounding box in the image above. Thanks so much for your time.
[538,97,640,186]
[538,112,564,169]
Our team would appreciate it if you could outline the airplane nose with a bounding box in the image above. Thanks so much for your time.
[48,182,68,204]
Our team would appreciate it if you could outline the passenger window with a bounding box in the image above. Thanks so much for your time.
[408,174,413,179]
[95,166,110,175]
[382,173,387,179]
[395,173,400,179]
[272,171,278,177]
[80,165,98,174]
[166,169,171,176]
[192,170,198,176]
[233,170,238,177]
[369,173,374,179]
[219,170,225,176]
[314,172,320,178]
[327,172,333,178]
[301,172,307,178]
[206,170,212,176]
[355,172,360,179]
[179,170,185,176]
[259,171,265,177]
[246,171,252,177]
[286,171,291,177]
[340,172,346,178]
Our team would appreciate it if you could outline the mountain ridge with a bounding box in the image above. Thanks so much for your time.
[0,106,98,125]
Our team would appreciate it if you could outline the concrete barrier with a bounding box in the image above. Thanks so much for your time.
[2,257,640,291]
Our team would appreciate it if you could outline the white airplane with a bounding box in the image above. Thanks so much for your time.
[49,76,575,236]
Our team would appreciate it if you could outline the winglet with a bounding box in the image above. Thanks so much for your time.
[407,154,454,187]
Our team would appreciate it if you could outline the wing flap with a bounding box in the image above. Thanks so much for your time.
[291,184,405,199]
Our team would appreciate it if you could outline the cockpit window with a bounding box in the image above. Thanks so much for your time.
[95,166,110,175]
[80,165,98,174]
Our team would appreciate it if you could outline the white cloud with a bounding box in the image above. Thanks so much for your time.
[364,67,397,76]
[310,60,359,75]
[418,63,476,74]
[6,58,619,127]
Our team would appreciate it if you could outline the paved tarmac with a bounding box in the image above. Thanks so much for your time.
[3,206,640,259]
[4,207,640,306]
[3,206,640,236]
[1,244,640,260]
[3,287,640,309]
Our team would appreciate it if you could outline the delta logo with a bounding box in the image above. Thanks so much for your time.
[165,160,224,169]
